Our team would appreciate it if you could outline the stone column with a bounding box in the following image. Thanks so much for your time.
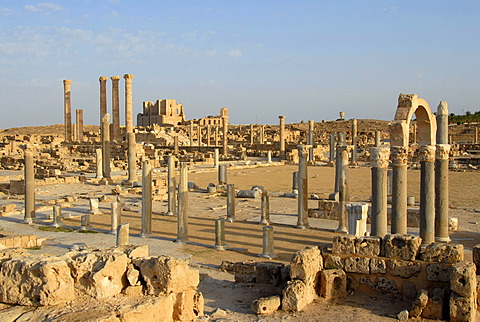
[267,150,272,163]
[166,155,176,216]
[123,74,134,134]
[296,145,309,229]
[140,160,152,237]
[347,203,369,237]
[72,123,77,142]
[260,226,276,259]
[101,113,111,179]
[475,127,479,144]
[176,163,189,243]
[111,76,121,142]
[250,124,254,145]
[218,164,227,185]
[279,116,285,157]
[214,217,226,250]
[63,80,72,142]
[173,135,179,154]
[226,184,236,222]
[190,123,194,146]
[222,117,229,156]
[24,151,35,224]
[351,119,358,165]
[197,125,202,146]
[335,145,350,233]
[99,76,108,122]
[419,145,436,245]
[111,201,121,234]
[370,147,390,237]
[76,109,83,142]
[391,146,408,234]
[435,101,450,242]
[95,148,103,179]
[329,132,335,165]
[260,125,265,144]
[52,205,62,228]
[214,148,219,168]
[375,131,381,147]
[206,125,211,146]
[127,132,137,184]
[117,223,129,246]
[214,126,219,146]
[308,120,315,162]
[260,194,271,225]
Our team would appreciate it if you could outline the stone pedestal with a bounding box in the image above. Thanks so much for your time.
[279,116,285,157]
[347,203,368,237]
[336,145,350,233]
[140,160,152,238]
[391,146,408,234]
[111,76,121,142]
[370,147,389,237]
[24,152,35,224]
[296,145,309,229]
[127,132,137,183]
[123,74,134,134]
[419,145,436,245]
[166,155,176,216]
[101,114,111,179]
[63,80,72,142]
[176,163,189,243]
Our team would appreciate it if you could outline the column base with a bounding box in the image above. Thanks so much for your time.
[174,238,189,244]
[23,218,33,225]
[226,218,235,223]
[259,253,277,259]
[259,220,271,225]
[165,211,175,216]
[214,244,228,251]
[435,236,451,243]
[335,227,348,234]
[295,224,309,229]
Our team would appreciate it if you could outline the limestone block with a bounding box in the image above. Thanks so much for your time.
[410,289,428,318]
[344,256,370,274]
[0,256,75,306]
[449,217,459,231]
[173,290,204,321]
[256,261,286,287]
[450,292,477,322]
[126,264,140,286]
[422,287,446,320]
[290,246,323,284]
[421,242,464,264]
[122,285,143,297]
[401,280,417,299]
[473,244,480,275]
[374,276,398,294]
[383,234,421,261]
[370,258,387,274]
[220,260,256,276]
[65,251,129,299]
[320,269,347,300]
[426,263,450,282]
[282,279,316,312]
[450,261,477,297]
[332,235,356,254]
[133,256,199,295]
[323,254,343,269]
[354,236,381,257]
[251,295,281,315]
[116,245,149,259]
[118,295,175,322]
[387,259,422,278]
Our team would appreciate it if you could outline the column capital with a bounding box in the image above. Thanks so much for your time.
[101,113,110,123]
[297,145,311,156]
[63,79,72,86]
[370,147,390,168]
[279,115,285,120]
[435,144,451,160]
[390,146,408,166]
[123,74,135,80]
[111,75,121,81]
[99,76,108,82]
[308,120,314,126]
[418,145,436,162]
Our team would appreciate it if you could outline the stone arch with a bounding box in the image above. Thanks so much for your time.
[390,94,437,147]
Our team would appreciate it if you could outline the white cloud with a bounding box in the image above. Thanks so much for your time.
[228,49,242,58]
[24,2,64,14]
[0,7,14,15]
[205,49,217,57]
[111,11,119,18]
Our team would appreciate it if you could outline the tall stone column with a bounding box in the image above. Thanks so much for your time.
[111,76,121,142]
[197,125,202,146]
[95,148,103,179]
[391,146,408,234]
[127,132,137,184]
[214,126,219,146]
[333,133,345,193]
[308,120,314,162]
[260,125,265,144]
[206,125,211,147]
[214,148,219,168]
[176,163,189,243]
[336,145,350,233]
[166,155,176,216]
[370,147,390,237]
[123,74,134,134]
[190,123,194,147]
[329,132,335,165]
[222,116,229,156]
[173,135,179,154]
[279,116,285,157]
[419,145,436,245]
[296,145,309,229]
[226,184,236,222]
[76,109,83,142]
[435,101,450,242]
[250,124,254,145]
[351,119,358,165]
[99,76,108,123]
[101,114,111,179]
[63,79,72,142]
[24,151,35,224]
[140,159,152,237]
[375,131,381,147]
[72,123,77,142]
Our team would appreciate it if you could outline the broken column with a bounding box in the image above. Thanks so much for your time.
[176,163,189,243]
[260,193,271,225]
[296,145,309,229]
[222,116,229,156]
[308,120,315,162]
[173,135,179,154]
[75,109,83,142]
[250,124,254,145]
[336,145,350,233]
[99,76,108,123]
[214,148,219,168]
[117,223,129,246]
[375,131,381,147]
[95,148,103,179]
[279,116,285,157]
[101,113,111,180]
[435,101,450,243]
[189,122,194,147]
[52,205,62,228]
[110,201,120,234]
[140,159,152,238]
[63,79,72,142]
[166,155,176,216]
[370,147,390,237]
[346,203,368,236]
[123,74,134,134]
[226,184,236,222]
[214,217,226,250]
[127,132,137,184]
[391,146,408,234]
[218,164,227,185]
[419,145,436,245]
[259,125,265,144]
[111,76,121,142]
[267,150,272,163]
[350,119,357,165]
[260,226,276,259]
[24,151,35,223]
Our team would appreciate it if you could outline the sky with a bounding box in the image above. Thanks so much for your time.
[0,0,479,129]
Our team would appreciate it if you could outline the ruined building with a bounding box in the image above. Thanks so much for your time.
[137,99,186,127]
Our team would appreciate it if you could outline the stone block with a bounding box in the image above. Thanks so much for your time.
[332,235,356,254]
[172,290,204,321]
[344,256,370,274]
[220,260,256,276]
[387,259,422,278]
[473,244,480,275]
[426,263,450,282]
[450,261,476,297]
[290,246,323,285]
[421,242,464,264]
[116,245,149,259]
[320,269,347,300]
[251,295,281,315]
[370,258,387,274]
[118,295,175,321]
[401,280,417,299]
[354,236,381,257]
[133,256,199,295]
[410,289,428,318]
[422,287,447,320]
[449,217,459,231]
[256,262,286,287]
[383,234,421,261]
[373,276,398,294]
[323,254,343,269]
[282,279,316,312]
[449,292,477,322]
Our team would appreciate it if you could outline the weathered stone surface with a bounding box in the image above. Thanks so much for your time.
[370,258,386,274]
[422,287,446,320]
[410,289,428,318]
[397,309,409,321]
[126,263,140,286]
[323,254,343,269]
[449,291,477,322]
[332,235,356,254]
[354,236,381,257]
[421,242,464,264]
[320,269,347,300]
[251,295,281,315]
[65,250,129,299]
[426,263,450,282]
[133,256,199,295]
[173,290,204,321]
[374,276,397,294]
[0,256,75,306]
[118,295,175,321]
[473,244,480,275]
[290,246,323,284]
[220,260,256,276]
[383,234,421,261]
[116,245,149,259]
[282,279,316,312]
[401,280,417,299]
[450,261,476,297]
[387,259,422,278]
[344,256,370,274]
[256,261,287,287]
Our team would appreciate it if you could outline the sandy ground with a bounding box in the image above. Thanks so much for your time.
[0,162,479,320]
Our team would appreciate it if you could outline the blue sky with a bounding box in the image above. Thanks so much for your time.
[0,1,479,128]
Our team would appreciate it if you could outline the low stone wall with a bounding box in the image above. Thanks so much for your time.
[0,231,45,249]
